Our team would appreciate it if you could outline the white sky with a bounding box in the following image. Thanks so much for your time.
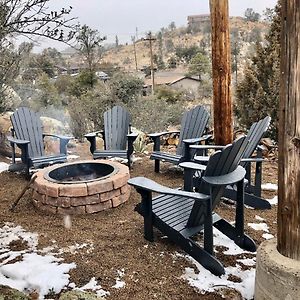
[32,0,278,51]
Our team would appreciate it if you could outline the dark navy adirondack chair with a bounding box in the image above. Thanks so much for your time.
[128,136,256,276]
[85,106,138,168]
[8,107,72,177]
[149,105,210,173]
[188,116,271,209]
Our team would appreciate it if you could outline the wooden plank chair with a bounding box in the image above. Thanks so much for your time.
[8,107,72,177]
[128,136,256,276]
[85,106,138,168]
[188,116,272,209]
[149,105,210,173]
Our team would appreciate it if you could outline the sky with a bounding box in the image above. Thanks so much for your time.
[33,0,278,51]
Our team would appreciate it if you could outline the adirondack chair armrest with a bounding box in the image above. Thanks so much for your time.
[7,136,30,145]
[179,161,207,171]
[127,132,139,140]
[241,157,264,163]
[84,131,103,138]
[190,144,225,150]
[148,130,180,138]
[128,177,210,202]
[43,133,73,141]
[183,137,206,145]
[84,131,104,154]
[43,134,73,155]
[202,166,246,186]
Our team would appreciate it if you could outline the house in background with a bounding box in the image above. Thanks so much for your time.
[143,71,201,99]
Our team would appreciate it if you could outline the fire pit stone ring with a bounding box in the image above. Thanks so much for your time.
[31,160,131,215]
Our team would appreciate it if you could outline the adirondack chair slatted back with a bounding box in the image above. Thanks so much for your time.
[176,106,209,156]
[187,136,248,227]
[11,107,44,158]
[241,116,271,166]
[103,106,130,151]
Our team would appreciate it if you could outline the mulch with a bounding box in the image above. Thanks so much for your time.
[0,143,278,300]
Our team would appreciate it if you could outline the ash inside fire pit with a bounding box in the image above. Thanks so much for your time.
[44,162,117,184]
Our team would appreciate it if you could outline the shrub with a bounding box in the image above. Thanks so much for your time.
[128,95,184,133]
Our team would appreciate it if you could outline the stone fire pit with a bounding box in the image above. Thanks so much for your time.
[32,160,130,215]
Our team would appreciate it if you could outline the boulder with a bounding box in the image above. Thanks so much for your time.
[59,290,105,300]
[0,285,30,300]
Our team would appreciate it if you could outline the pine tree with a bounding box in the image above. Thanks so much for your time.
[235,2,281,140]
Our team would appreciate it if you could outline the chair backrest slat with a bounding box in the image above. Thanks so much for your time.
[10,107,44,158]
[104,106,130,150]
[241,116,271,166]
[176,106,209,155]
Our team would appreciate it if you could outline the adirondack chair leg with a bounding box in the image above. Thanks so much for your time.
[183,169,194,192]
[214,184,256,252]
[127,136,136,169]
[85,136,96,154]
[153,137,161,173]
[59,138,70,155]
[204,193,214,255]
[254,160,262,198]
[245,163,251,185]
[137,189,154,242]
[223,186,271,209]
[168,232,225,276]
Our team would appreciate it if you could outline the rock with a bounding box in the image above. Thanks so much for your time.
[0,285,30,300]
[59,290,105,300]
[1,85,22,110]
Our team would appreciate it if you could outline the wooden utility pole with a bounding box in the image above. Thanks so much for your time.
[131,36,138,71]
[209,0,233,145]
[277,0,300,259]
[144,32,156,94]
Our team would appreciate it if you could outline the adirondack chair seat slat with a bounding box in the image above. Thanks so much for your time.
[130,136,256,276]
[31,154,67,168]
[9,107,72,177]
[93,150,128,159]
[85,106,137,168]
[150,152,182,164]
[149,105,210,173]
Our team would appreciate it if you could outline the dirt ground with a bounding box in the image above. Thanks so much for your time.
[0,143,278,300]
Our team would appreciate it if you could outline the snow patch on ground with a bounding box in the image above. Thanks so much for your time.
[0,162,9,173]
[113,269,126,289]
[0,253,76,299]
[262,233,274,240]
[248,222,269,232]
[261,183,278,191]
[267,195,278,205]
[181,228,256,299]
[71,277,110,297]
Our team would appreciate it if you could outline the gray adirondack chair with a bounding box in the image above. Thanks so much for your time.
[188,116,272,209]
[8,107,72,177]
[85,106,138,168]
[149,105,210,173]
[128,136,256,276]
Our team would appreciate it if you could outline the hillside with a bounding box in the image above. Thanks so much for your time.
[101,17,270,72]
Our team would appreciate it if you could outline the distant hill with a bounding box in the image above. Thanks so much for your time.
[101,17,270,73]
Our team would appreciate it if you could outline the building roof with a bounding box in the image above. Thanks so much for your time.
[144,75,200,87]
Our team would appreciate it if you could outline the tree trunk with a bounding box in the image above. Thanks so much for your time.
[277,0,300,259]
[209,0,233,145]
